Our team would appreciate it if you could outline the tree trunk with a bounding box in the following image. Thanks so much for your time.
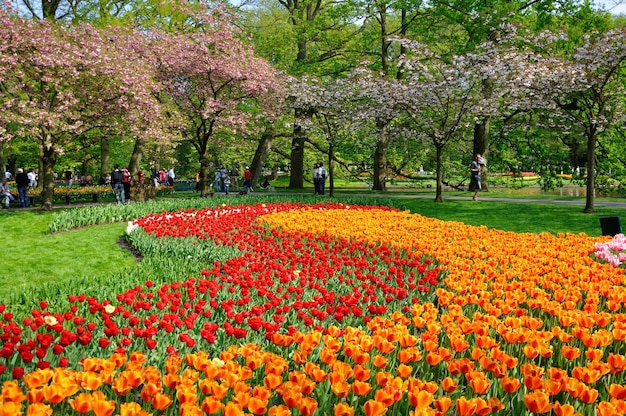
[472,117,490,191]
[100,136,110,183]
[583,130,597,213]
[199,153,212,197]
[372,121,388,191]
[128,137,144,178]
[328,142,334,197]
[250,132,272,187]
[0,141,5,181]
[289,108,306,189]
[435,143,444,203]
[41,145,58,210]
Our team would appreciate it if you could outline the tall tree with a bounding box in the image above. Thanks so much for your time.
[535,27,626,212]
[0,12,165,209]
[397,40,481,201]
[150,9,282,196]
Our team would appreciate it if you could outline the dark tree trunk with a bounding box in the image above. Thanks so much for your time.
[472,117,490,191]
[289,108,307,189]
[0,142,5,181]
[584,129,597,213]
[100,136,110,182]
[328,142,334,197]
[41,145,58,210]
[372,121,388,191]
[128,137,144,178]
[250,132,272,187]
[199,153,212,197]
[435,143,444,203]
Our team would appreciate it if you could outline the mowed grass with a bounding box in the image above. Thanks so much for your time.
[0,209,135,300]
[0,192,623,300]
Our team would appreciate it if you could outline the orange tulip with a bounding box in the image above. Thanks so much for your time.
[552,401,576,416]
[268,405,292,416]
[609,384,626,400]
[334,402,355,416]
[434,396,452,413]
[23,370,54,390]
[282,390,303,408]
[69,393,93,414]
[469,376,490,395]
[223,402,244,416]
[455,396,478,416]
[524,391,552,414]
[425,352,443,366]
[397,364,413,379]
[408,390,433,409]
[201,397,223,415]
[151,393,173,411]
[119,402,150,416]
[363,399,387,416]
[26,402,53,416]
[372,355,388,369]
[248,397,268,415]
[560,346,581,360]
[441,377,457,393]
[264,374,283,390]
[91,393,116,416]
[297,397,318,416]
[42,384,66,405]
[524,375,543,391]
[374,388,395,407]
[331,381,351,398]
[352,380,373,396]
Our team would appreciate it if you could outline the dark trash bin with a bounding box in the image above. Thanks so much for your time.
[600,216,622,237]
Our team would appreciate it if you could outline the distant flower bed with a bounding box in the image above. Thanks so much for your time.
[0,201,623,415]
[9,185,173,204]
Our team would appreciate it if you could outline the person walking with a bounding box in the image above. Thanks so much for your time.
[27,169,37,189]
[111,165,125,204]
[318,163,327,195]
[167,166,175,187]
[244,166,253,192]
[470,154,483,201]
[122,167,131,202]
[214,168,222,193]
[15,168,29,208]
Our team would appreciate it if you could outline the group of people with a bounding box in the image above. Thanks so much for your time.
[313,163,327,195]
[213,167,232,194]
[110,165,133,205]
[154,167,175,187]
[1,168,38,208]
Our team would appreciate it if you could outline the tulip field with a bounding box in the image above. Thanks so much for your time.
[2,200,626,415]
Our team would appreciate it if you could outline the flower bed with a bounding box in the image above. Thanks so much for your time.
[0,201,624,415]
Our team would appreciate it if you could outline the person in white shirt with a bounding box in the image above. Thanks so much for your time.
[27,169,38,189]
[318,163,327,195]
[313,163,320,195]
[167,167,175,187]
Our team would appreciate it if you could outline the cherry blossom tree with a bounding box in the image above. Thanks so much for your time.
[149,11,282,196]
[349,70,407,191]
[546,28,626,212]
[509,27,626,212]
[285,75,361,196]
[394,40,482,201]
[0,11,167,209]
